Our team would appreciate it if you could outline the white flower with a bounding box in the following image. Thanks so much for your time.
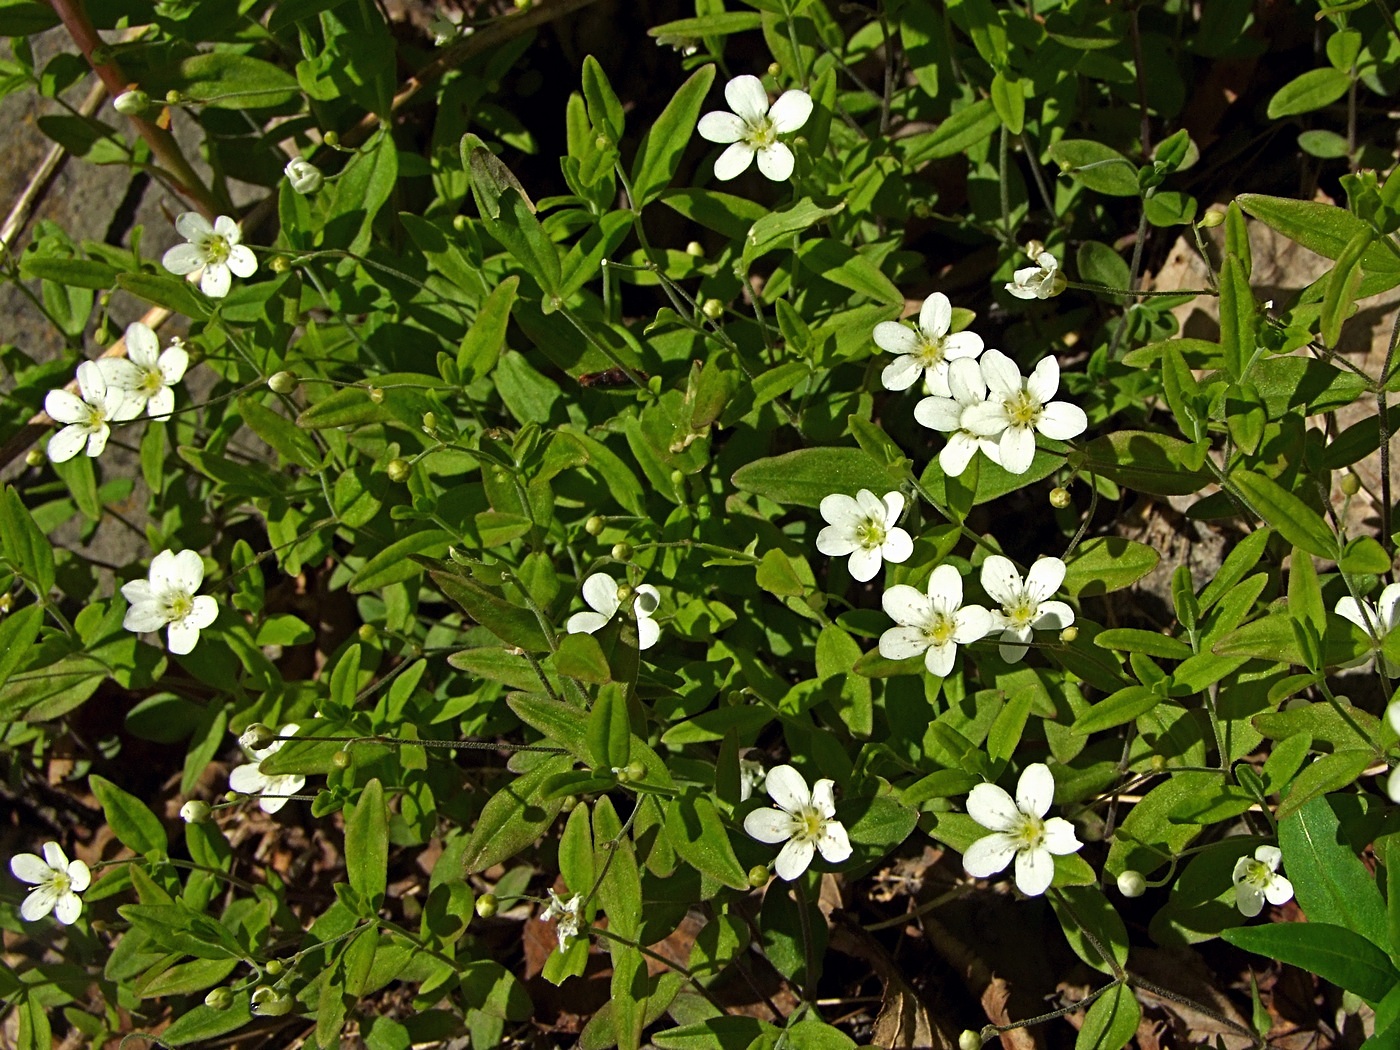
[696,75,812,182]
[959,351,1088,475]
[876,293,984,394]
[1335,583,1400,677]
[1005,249,1066,300]
[97,323,188,421]
[980,555,1075,663]
[739,758,766,802]
[816,490,913,582]
[879,565,994,677]
[962,763,1081,897]
[121,549,219,655]
[1232,845,1293,917]
[161,212,257,298]
[10,842,90,924]
[229,723,306,814]
[44,360,143,463]
[540,889,584,952]
[565,573,661,650]
[742,764,853,880]
[914,357,1004,477]
[283,157,323,194]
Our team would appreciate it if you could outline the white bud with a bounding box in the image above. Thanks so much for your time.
[113,90,150,116]
[284,157,323,194]
[180,800,212,824]
[1116,870,1147,897]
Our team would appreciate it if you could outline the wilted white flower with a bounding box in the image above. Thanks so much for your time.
[963,763,1081,897]
[914,357,1004,477]
[283,157,323,194]
[960,351,1088,475]
[162,212,257,298]
[121,549,218,655]
[739,758,766,802]
[815,489,913,583]
[229,723,305,814]
[742,764,852,880]
[1232,845,1293,917]
[879,565,993,677]
[540,889,584,952]
[876,293,984,395]
[696,74,812,182]
[98,323,188,421]
[1005,248,1065,300]
[1335,583,1400,677]
[44,360,143,463]
[980,555,1075,663]
[10,842,90,924]
[565,573,660,649]
[250,987,293,1016]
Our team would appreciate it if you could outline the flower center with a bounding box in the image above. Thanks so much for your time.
[914,333,947,368]
[793,807,824,843]
[743,115,778,150]
[923,611,957,647]
[1009,813,1046,851]
[1241,859,1272,889]
[201,234,231,265]
[139,367,165,395]
[854,516,887,550]
[83,402,106,430]
[163,590,195,623]
[48,870,72,896]
[1003,593,1039,630]
[1006,390,1042,428]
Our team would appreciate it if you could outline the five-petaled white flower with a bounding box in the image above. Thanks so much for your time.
[816,489,913,583]
[565,573,661,650]
[1232,845,1293,918]
[10,841,91,924]
[1005,248,1066,300]
[44,360,143,463]
[876,293,984,395]
[229,723,306,814]
[879,564,994,677]
[1336,583,1400,678]
[960,351,1088,476]
[162,212,257,298]
[696,75,812,182]
[981,555,1075,663]
[121,549,219,655]
[743,764,853,881]
[540,888,584,952]
[963,763,1081,897]
[284,157,323,194]
[98,322,188,421]
[914,357,1004,477]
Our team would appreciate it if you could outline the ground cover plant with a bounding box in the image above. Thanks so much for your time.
[2,0,1400,1047]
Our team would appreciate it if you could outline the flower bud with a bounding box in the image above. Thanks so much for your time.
[358,623,377,641]
[1197,209,1226,229]
[25,449,45,468]
[422,411,437,434]
[912,201,932,219]
[113,90,150,115]
[1024,240,1045,259]
[93,325,110,345]
[748,864,770,887]
[625,760,646,781]
[1150,754,1168,772]
[685,241,704,258]
[367,385,384,404]
[250,987,293,1017]
[1341,473,1361,496]
[766,62,780,77]
[386,458,413,483]
[180,800,211,824]
[613,766,631,784]
[1059,626,1078,643]
[585,515,605,536]
[323,130,340,147]
[1049,487,1071,509]
[611,542,633,561]
[701,298,724,320]
[332,750,351,769]
[226,790,248,803]
[284,157,322,194]
[475,893,498,918]
[959,1030,982,1050]
[240,723,276,750]
[268,255,290,273]
[165,89,183,105]
[267,370,298,394]
[452,214,469,232]
[264,958,284,975]
[204,987,234,1010]
[1116,870,1147,897]
[615,583,634,603]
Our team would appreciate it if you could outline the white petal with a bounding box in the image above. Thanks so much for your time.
[924,640,957,677]
[948,357,987,402]
[816,524,859,557]
[162,242,205,275]
[633,585,660,617]
[158,346,189,384]
[44,389,88,424]
[97,357,142,392]
[926,564,964,610]
[939,433,980,477]
[229,763,269,794]
[697,110,746,143]
[943,331,984,360]
[145,388,175,420]
[1032,601,1075,631]
[882,584,933,627]
[981,556,1023,607]
[176,212,213,241]
[966,783,1020,832]
[847,546,883,582]
[873,321,919,355]
[42,842,69,870]
[1335,597,1374,633]
[167,550,205,593]
[124,600,168,634]
[148,550,179,592]
[952,605,994,643]
[566,611,610,635]
[819,493,862,527]
[962,832,1018,877]
[226,245,258,278]
[1016,763,1055,818]
[1027,357,1060,403]
[1264,874,1294,906]
[200,263,232,298]
[764,765,812,814]
[1042,818,1081,855]
[213,215,240,243]
[1380,584,1400,632]
[187,595,219,630]
[46,425,89,463]
[167,620,202,654]
[83,425,111,458]
[854,489,885,521]
[999,426,1036,475]
[636,615,660,650]
[1235,884,1264,917]
[880,626,931,661]
[980,349,1022,397]
[1255,845,1282,871]
[76,360,106,400]
[915,396,962,433]
[21,886,59,921]
[810,779,837,818]
[713,142,755,181]
[125,322,159,365]
[1037,401,1088,441]
[881,528,913,565]
[882,491,905,523]
[724,74,769,123]
[1014,847,1054,896]
[961,401,1011,438]
[816,820,852,864]
[1024,558,1066,604]
[582,573,620,617]
[744,807,798,844]
[768,89,813,133]
[67,860,91,892]
[998,626,1032,663]
[882,355,924,391]
[919,293,951,337]
[53,891,83,925]
[756,142,795,182]
[774,837,815,880]
[10,853,51,885]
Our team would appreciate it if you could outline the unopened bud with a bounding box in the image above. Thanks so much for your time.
[422,411,437,433]
[475,893,498,918]
[1059,625,1078,643]
[357,623,377,642]
[452,214,469,232]
[670,469,686,487]
[113,89,149,115]
[685,241,704,257]
[613,766,631,784]
[766,62,780,77]
[25,449,45,467]
[912,201,932,219]
[165,89,183,105]
[701,298,724,320]
[560,794,579,812]
[1116,870,1147,897]
[625,760,646,781]
[331,750,351,769]
[323,130,340,147]
[204,987,234,1010]
[1049,487,1071,509]
[264,959,283,975]
[959,1030,982,1050]
[180,800,211,824]
[611,542,633,561]
[1341,473,1361,496]
[615,583,634,603]
[240,723,276,750]
[386,458,413,483]
[1197,209,1226,229]
[367,385,384,403]
[585,515,605,536]
[268,255,290,273]
[225,790,248,803]
[283,157,322,194]
[1150,754,1168,772]
[748,864,770,887]
[93,325,110,345]
[267,370,298,394]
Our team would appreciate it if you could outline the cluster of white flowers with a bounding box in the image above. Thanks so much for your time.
[743,764,852,880]
[10,842,90,924]
[697,75,812,183]
[229,723,306,814]
[121,549,218,655]
[565,573,661,649]
[162,212,257,298]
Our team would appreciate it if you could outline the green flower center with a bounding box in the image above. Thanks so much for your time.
[164,591,195,622]
[854,517,887,550]
[913,333,948,368]
[795,808,824,842]
[743,116,778,150]
[1240,859,1272,889]
[48,869,72,895]
[202,235,231,265]
[1010,813,1046,851]
[1006,390,1042,428]
[83,403,106,430]
[139,368,165,395]
[923,612,957,647]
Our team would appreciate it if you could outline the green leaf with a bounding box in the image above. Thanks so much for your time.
[1062,537,1160,599]
[1280,795,1388,947]
[898,98,1000,165]
[18,255,118,289]
[1047,139,1140,196]
[990,70,1024,134]
[484,188,563,299]
[581,55,624,142]
[1232,469,1337,558]
[147,52,299,109]
[629,65,716,207]
[432,569,551,652]
[1267,67,1352,118]
[346,779,387,909]
[156,992,252,1046]
[743,198,847,265]
[1237,194,1400,274]
[1071,686,1162,735]
[1075,983,1140,1050]
[1278,751,1374,820]
[732,447,899,508]
[665,795,749,890]
[1051,885,1131,974]
[653,1018,780,1050]
[2,486,56,595]
[458,276,519,382]
[1218,252,1255,380]
[1077,431,1212,496]
[594,795,643,942]
[559,801,595,896]
[349,530,453,593]
[660,188,768,239]
[1224,922,1399,1002]
[587,683,631,770]
[1322,228,1371,347]
[0,606,44,690]
[554,632,611,684]
[1094,629,1193,660]
[796,238,903,305]
[609,944,648,1050]
[647,12,763,39]
[1212,610,1368,668]
[90,774,167,854]
[463,755,573,873]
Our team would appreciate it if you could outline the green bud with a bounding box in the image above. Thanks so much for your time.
[748,864,770,887]
[701,298,724,320]
[323,130,340,147]
[614,766,631,784]
[766,62,780,77]
[357,623,377,642]
[113,90,150,116]
[267,370,298,394]
[685,241,704,257]
[585,515,605,536]
[204,987,234,1010]
[1197,209,1226,229]
[25,449,44,468]
[1341,473,1361,496]
[1049,487,1071,509]
[560,794,578,812]
[225,790,248,803]
[180,800,211,824]
[367,385,384,404]
[386,458,413,483]
[611,542,633,561]
[165,89,183,105]
[615,583,633,603]
[422,411,437,433]
[268,255,290,274]
[1150,754,1168,772]
[1116,870,1147,898]
[625,760,646,781]
[452,214,469,232]
[93,325,110,345]
[959,1030,982,1050]
[332,750,351,769]
[669,469,686,488]
[912,201,932,219]
[1059,625,1079,643]
[475,893,499,918]
[264,958,284,975]
[250,987,293,1017]
[240,723,276,750]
